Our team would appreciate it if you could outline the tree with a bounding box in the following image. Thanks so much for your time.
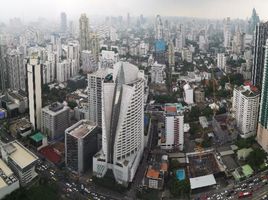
[67,101,78,109]
[168,177,190,199]
[247,148,266,169]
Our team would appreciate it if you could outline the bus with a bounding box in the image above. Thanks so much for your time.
[238,192,252,198]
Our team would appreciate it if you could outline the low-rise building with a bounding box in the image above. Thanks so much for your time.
[194,88,205,103]
[0,159,20,199]
[0,140,38,186]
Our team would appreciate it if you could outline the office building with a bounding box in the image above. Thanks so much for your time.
[88,68,112,127]
[0,159,19,199]
[79,14,90,51]
[252,22,268,88]
[41,102,70,140]
[0,140,38,186]
[232,85,260,138]
[93,62,145,186]
[65,120,98,174]
[27,58,42,130]
[257,40,268,152]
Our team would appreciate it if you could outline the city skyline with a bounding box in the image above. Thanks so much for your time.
[1,0,268,22]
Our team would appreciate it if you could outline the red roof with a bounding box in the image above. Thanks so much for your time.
[39,146,61,164]
[244,81,258,93]
[165,106,177,113]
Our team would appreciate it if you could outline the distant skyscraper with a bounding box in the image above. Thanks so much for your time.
[224,17,231,48]
[252,22,268,88]
[257,40,268,152]
[249,8,260,34]
[27,57,42,130]
[6,49,25,91]
[60,12,67,33]
[155,15,164,40]
[79,14,90,51]
[168,40,175,70]
[0,45,7,92]
[90,33,100,63]
[93,62,145,186]
[175,24,185,51]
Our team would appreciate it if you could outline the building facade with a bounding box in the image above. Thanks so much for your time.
[93,62,145,186]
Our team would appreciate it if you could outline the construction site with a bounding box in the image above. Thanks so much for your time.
[187,151,222,178]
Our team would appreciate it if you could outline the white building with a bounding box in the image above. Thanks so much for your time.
[42,60,55,84]
[56,59,71,82]
[99,49,119,69]
[232,85,260,138]
[182,47,192,63]
[88,68,113,127]
[93,62,144,186]
[65,120,98,174]
[150,62,165,84]
[41,102,70,140]
[160,104,184,151]
[224,17,231,48]
[0,159,20,199]
[183,83,194,104]
[67,41,80,77]
[217,53,227,71]
[0,140,38,186]
[27,58,42,130]
[81,50,98,73]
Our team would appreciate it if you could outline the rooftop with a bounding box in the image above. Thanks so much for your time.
[0,159,13,177]
[66,120,96,139]
[30,132,46,142]
[2,141,38,169]
[190,174,216,190]
[146,167,160,179]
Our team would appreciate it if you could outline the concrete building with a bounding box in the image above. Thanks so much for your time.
[155,15,164,40]
[252,22,268,88]
[60,12,67,33]
[81,50,98,73]
[27,58,42,130]
[79,14,90,51]
[159,104,184,151]
[257,40,268,152]
[67,41,80,77]
[0,159,20,199]
[6,49,25,91]
[183,83,194,104]
[93,62,145,186]
[65,120,98,174]
[194,88,205,103]
[88,68,112,127]
[224,17,231,48]
[150,62,165,84]
[182,47,192,63]
[41,102,70,140]
[233,85,260,138]
[217,53,227,71]
[0,140,38,186]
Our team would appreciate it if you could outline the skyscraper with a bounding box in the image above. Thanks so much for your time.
[6,49,25,91]
[257,40,268,152]
[249,8,260,35]
[0,45,7,92]
[27,57,42,130]
[155,15,164,40]
[224,17,231,48]
[93,62,145,186]
[252,22,268,88]
[88,68,112,127]
[60,12,67,33]
[79,14,90,51]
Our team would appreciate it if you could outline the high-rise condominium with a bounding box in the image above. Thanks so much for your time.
[93,62,145,186]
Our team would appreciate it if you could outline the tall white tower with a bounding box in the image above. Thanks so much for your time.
[27,57,42,130]
[93,62,145,186]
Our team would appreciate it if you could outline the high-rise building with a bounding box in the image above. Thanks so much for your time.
[88,68,112,127]
[81,50,98,73]
[90,33,100,63]
[41,102,70,140]
[27,57,42,130]
[6,49,25,91]
[175,24,185,51]
[257,40,268,152]
[60,12,67,33]
[217,53,227,71]
[0,45,7,92]
[168,40,175,69]
[232,85,260,138]
[155,15,164,40]
[224,17,231,48]
[67,41,80,77]
[65,120,98,174]
[150,61,165,84]
[252,22,268,88]
[249,8,260,35]
[93,62,145,186]
[79,14,90,51]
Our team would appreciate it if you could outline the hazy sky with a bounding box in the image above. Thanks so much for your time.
[1,0,268,22]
